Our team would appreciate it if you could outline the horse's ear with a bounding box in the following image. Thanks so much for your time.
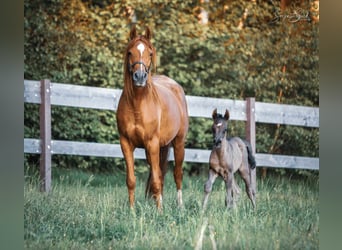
[129,25,137,40]
[224,109,230,120]
[212,108,218,119]
[144,26,152,40]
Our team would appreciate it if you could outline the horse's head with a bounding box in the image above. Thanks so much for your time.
[124,26,156,88]
[211,108,229,147]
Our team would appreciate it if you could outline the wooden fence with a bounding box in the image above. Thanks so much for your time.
[24,79,319,192]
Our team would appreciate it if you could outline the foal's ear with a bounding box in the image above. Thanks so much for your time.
[144,26,152,40]
[212,108,218,119]
[129,25,137,40]
[224,109,230,120]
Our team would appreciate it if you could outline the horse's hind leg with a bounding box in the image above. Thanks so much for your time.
[159,145,170,194]
[225,173,235,208]
[172,138,186,207]
[239,167,256,208]
[232,177,241,201]
[203,169,218,210]
[145,145,169,199]
[145,151,152,198]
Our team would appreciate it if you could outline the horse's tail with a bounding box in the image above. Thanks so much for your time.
[145,144,170,198]
[245,140,256,169]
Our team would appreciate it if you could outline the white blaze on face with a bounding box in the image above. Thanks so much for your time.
[137,43,145,71]
[137,43,145,56]
[217,122,222,127]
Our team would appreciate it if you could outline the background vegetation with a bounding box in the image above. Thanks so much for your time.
[24,0,319,175]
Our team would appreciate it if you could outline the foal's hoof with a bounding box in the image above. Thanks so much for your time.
[225,201,235,209]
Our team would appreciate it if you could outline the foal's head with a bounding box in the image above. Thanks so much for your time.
[124,26,156,88]
[212,108,230,147]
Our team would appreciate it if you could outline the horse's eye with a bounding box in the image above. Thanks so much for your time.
[150,52,153,57]
[128,51,132,56]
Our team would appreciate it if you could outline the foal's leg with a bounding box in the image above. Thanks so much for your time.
[203,169,218,210]
[172,137,186,207]
[232,177,241,200]
[239,166,256,208]
[120,137,136,208]
[225,172,235,208]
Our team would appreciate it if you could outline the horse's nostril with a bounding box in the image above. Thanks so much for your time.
[133,70,147,82]
[133,72,139,81]
[213,137,222,146]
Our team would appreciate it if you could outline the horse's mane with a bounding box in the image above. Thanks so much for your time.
[214,113,227,122]
[215,114,224,119]
[123,34,157,101]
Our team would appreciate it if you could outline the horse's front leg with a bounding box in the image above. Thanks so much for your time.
[225,173,234,209]
[203,169,218,210]
[120,137,136,208]
[146,138,162,209]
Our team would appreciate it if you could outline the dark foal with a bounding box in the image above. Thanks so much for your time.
[203,109,256,209]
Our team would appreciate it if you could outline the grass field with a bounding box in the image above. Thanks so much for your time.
[24,168,319,249]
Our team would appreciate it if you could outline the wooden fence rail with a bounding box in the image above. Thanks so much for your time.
[24,80,319,126]
[24,80,319,192]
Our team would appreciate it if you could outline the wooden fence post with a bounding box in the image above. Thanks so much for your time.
[39,79,52,192]
[246,97,257,193]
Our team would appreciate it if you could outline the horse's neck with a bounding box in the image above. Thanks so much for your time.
[126,82,156,108]
[214,137,228,156]
[127,85,158,113]
[221,138,229,153]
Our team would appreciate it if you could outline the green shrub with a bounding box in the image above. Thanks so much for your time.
[24,0,318,175]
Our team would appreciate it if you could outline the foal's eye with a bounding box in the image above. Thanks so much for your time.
[128,51,132,56]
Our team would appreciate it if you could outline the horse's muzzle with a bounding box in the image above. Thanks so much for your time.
[214,138,222,147]
[133,69,147,87]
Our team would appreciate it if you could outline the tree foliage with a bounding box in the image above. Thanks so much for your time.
[24,0,319,174]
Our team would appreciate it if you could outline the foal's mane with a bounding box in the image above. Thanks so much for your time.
[214,113,226,123]
[215,114,224,119]
[123,33,157,101]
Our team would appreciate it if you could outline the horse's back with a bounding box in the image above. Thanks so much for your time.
[152,75,180,86]
[227,137,246,148]
[152,75,186,99]
[227,137,248,156]
[226,137,249,171]
[152,74,189,129]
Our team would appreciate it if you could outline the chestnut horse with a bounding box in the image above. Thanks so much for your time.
[203,109,256,210]
[116,26,189,210]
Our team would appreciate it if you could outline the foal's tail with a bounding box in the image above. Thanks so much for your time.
[245,141,256,169]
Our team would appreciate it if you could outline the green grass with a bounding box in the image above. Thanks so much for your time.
[24,168,319,249]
